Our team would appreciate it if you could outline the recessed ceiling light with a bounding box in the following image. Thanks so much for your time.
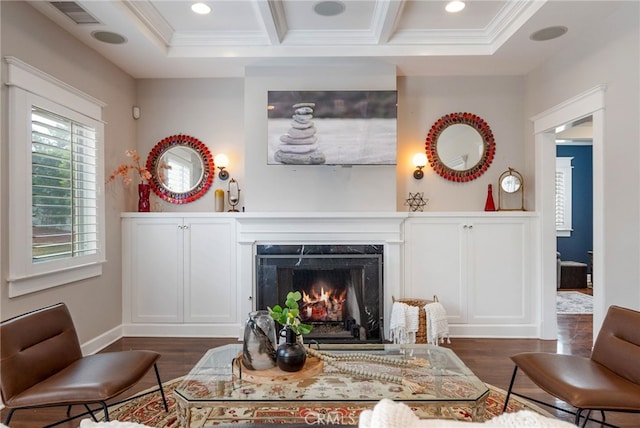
[91,31,126,45]
[313,1,346,17]
[191,2,211,15]
[445,1,466,13]
[530,26,568,41]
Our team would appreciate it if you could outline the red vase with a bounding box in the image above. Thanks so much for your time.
[484,184,496,211]
[138,183,151,212]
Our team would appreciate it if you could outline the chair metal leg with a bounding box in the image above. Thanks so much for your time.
[580,409,591,428]
[575,408,586,425]
[154,363,169,412]
[502,365,519,413]
[101,401,110,421]
[5,408,16,425]
[83,404,99,421]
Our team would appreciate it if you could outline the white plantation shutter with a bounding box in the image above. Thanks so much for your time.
[31,107,98,263]
[556,157,573,237]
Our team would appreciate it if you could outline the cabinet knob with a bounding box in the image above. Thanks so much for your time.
[468,225,473,229]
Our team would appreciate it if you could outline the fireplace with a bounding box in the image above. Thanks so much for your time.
[255,244,383,343]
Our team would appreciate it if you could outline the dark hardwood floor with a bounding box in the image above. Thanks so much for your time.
[4,301,638,427]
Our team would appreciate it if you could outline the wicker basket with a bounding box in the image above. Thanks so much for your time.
[392,295,438,344]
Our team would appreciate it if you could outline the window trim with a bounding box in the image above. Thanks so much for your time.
[6,57,106,297]
[556,157,573,238]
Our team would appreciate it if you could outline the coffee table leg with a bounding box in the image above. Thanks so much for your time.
[471,396,488,422]
[174,393,192,427]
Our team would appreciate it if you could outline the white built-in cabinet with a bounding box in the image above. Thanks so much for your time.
[122,214,238,336]
[403,214,536,337]
[122,212,539,338]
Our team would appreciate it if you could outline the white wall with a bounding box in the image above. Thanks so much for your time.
[0,1,136,343]
[524,2,640,330]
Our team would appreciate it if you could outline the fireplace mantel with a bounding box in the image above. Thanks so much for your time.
[236,212,406,242]
[235,212,406,341]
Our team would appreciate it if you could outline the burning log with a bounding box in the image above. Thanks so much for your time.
[301,285,346,321]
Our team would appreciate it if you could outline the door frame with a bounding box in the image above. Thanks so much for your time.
[532,85,606,340]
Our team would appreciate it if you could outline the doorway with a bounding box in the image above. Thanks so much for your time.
[533,85,605,341]
[555,116,593,294]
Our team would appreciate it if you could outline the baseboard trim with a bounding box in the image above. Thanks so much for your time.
[81,325,124,355]
[121,323,243,338]
[448,324,539,338]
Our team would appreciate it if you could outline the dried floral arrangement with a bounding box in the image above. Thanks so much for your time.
[107,150,152,185]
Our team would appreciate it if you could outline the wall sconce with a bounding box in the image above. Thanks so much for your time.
[214,153,229,180]
[412,153,427,179]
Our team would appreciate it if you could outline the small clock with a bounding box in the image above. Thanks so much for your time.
[498,168,525,211]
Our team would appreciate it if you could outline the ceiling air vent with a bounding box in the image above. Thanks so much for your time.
[49,2,100,24]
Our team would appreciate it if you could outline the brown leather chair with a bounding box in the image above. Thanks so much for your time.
[503,305,640,426]
[1,303,168,426]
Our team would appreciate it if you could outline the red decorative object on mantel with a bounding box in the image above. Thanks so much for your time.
[484,184,496,211]
[138,183,151,212]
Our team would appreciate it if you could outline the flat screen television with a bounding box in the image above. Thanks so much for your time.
[267,90,397,165]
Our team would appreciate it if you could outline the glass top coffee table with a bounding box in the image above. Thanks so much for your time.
[174,343,489,426]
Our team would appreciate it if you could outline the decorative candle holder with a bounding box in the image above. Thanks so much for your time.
[227,178,240,212]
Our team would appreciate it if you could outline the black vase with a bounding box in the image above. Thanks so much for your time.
[276,326,307,372]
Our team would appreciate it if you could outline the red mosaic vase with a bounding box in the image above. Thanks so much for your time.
[138,183,151,212]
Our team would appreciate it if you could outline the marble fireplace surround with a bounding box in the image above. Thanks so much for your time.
[236,213,406,341]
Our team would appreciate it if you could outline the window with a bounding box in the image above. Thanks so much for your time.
[7,57,106,297]
[32,106,98,263]
[556,157,573,237]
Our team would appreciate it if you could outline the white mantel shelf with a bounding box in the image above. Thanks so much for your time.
[120,211,537,218]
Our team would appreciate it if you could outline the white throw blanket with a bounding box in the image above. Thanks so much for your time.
[424,301,450,345]
[358,398,576,428]
[389,302,420,344]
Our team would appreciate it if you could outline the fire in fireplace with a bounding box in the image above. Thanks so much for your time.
[301,286,347,322]
[255,244,383,343]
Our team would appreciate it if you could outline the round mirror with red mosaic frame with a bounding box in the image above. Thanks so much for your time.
[425,112,496,182]
[147,134,214,204]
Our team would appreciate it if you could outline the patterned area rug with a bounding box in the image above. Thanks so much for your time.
[100,377,553,427]
[557,291,593,314]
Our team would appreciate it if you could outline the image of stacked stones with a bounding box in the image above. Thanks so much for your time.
[274,102,326,165]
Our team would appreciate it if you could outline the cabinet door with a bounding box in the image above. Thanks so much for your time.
[183,218,236,323]
[404,217,467,323]
[466,218,531,324]
[129,218,183,323]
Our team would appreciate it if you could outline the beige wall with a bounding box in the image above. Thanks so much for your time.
[243,62,397,212]
[0,1,135,343]
[135,78,245,213]
[397,75,525,212]
[135,67,526,213]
